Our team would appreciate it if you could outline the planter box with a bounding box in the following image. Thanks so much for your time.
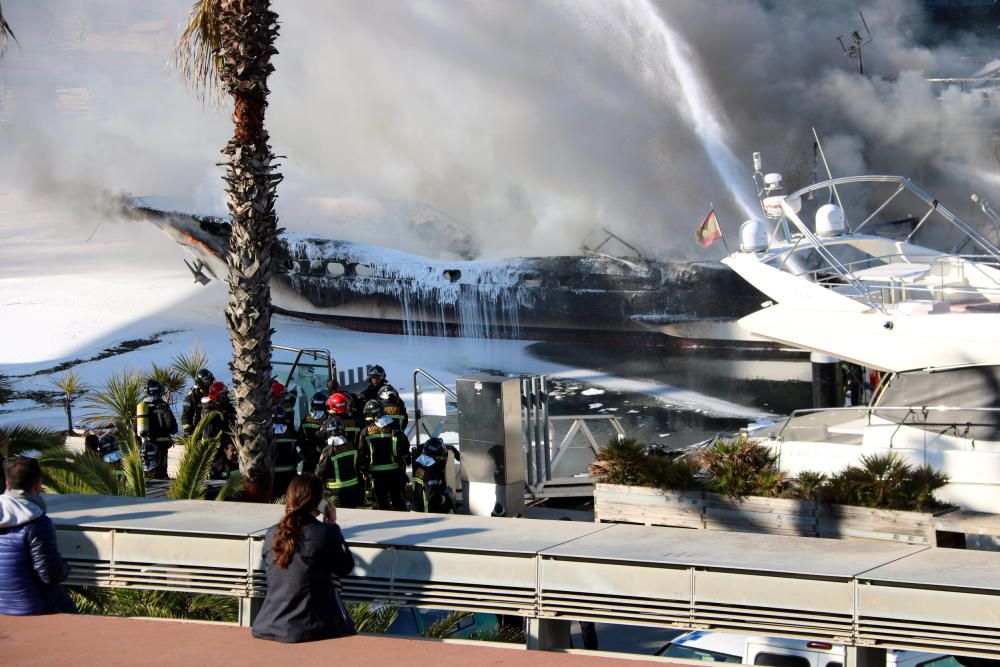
[593,483,703,529]
[704,494,817,537]
[594,483,954,544]
[817,503,952,545]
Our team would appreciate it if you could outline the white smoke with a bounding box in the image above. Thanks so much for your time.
[0,0,997,259]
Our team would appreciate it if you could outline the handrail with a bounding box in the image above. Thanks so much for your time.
[411,368,457,448]
[775,405,1000,441]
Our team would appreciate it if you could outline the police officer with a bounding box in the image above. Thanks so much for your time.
[136,379,178,479]
[377,385,408,432]
[358,399,408,511]
[410,437,460,513]
[316,416,363,509]
[182,368,215,436]
[272,406,301,499]
[358,365,389,404]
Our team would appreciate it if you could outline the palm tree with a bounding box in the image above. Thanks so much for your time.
[174,0,281,502]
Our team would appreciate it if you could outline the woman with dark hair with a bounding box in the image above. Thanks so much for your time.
[252,473,356,643]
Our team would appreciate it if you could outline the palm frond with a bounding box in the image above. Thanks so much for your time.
[173,0,224,105]
[119,445,147,497]
[348,603,399,634]
[470,623,526,644]
[41,463,95,495]
[421,611,474,638]
[170,344,209,382]
[51,370,85,396]
[81,369,145,436]
[0,3,18,58]
[168,429,220,500]
[214,470,243,501]
[2,424,65,458]
[69,586,237,622]
[67,451,122,496]
[149,363,187,402]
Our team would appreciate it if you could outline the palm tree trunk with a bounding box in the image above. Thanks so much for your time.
[217,0,281,502]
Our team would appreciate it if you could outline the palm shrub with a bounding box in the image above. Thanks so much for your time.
[422,611,475,638]
[644,454,702,492]
[81,369,145,439]
[70,587,237,622]
[790,471,828,501]
[470,623,527,644]
[51,371,86,434]
[588,437,648,486]
[698,436,780,500]
[171,344,209,383]
[149,363,187,406]
[168,418,221,500]
[828,452,915,510]
[348,603,399,633]
[901,464,949,512]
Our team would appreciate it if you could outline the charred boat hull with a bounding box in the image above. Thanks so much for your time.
[139,204,768,343]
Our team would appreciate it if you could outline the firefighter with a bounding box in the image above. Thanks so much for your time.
[358,365,389,404]
[210,441,240,481]
[410,437,460,514]
[182,368,215,436]
[326,392,362,447]
[300,392,328,468]
[272,406,301,499]
[316,416,363,509]
[136,379,177,479]
[201,381,235,458]
[378,385,408,432]
[358,399,408,511]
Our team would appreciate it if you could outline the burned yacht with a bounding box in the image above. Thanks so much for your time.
[137,203,766,341]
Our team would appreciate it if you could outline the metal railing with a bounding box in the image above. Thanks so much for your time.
[48,494,1000,660]
[411,368,457,449]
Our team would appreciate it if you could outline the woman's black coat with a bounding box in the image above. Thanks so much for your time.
[252,518,356,643]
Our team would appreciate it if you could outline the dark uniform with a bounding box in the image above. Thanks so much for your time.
[358,364,388,405]
[272,407,301,499]
[410,437,459,514]
[358,401,408,511]
[300,393,328,465]
[181,368,215,436]
[136,380,177,479]
[316,417,363,509]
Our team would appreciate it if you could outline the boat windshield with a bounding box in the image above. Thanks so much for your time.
[875,366,1000,438]
[769,243,888,278]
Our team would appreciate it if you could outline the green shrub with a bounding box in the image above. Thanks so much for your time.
[588,437,647,487]
[698,436,780,501]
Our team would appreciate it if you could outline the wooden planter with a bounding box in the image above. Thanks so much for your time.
[817,503,952,545]
[594,483,953,544]
[592,483,703,529]
[704,494,817,537]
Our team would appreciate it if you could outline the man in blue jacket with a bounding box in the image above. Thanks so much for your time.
[0,456,74,615]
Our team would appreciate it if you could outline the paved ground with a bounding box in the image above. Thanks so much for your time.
[0,614,671,666]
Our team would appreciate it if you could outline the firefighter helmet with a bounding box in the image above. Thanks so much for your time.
[326,392,351,414]
[363,399,384,420]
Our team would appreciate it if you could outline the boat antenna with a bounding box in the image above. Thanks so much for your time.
[811,126,848,230]
[837,11,873,75]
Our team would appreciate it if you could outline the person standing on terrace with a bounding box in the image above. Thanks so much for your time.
[0,457,75,615]
[252,473,355,643]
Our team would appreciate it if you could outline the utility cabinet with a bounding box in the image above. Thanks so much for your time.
[457,375,525,517]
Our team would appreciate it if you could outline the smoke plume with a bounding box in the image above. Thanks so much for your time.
[1,0,997,259]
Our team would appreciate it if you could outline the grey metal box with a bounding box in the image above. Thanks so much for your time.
[457,375,526,486]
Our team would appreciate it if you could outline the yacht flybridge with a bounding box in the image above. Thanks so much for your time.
[723,172,1000,372]
[724,158,1000,512]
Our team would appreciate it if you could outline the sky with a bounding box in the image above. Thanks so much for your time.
[0,0,998,260]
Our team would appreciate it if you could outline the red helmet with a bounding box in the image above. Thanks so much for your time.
[270,379,285,403]
[326,392,350,414]
[208,381,227,402]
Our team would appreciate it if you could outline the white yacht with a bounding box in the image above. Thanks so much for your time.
[723,160,1000,512]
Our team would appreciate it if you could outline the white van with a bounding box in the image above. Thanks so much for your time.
[656,631,961,667]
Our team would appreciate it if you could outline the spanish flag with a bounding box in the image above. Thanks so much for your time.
[695,209,722,248]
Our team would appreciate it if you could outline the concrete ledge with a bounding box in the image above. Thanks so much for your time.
[0,614,663,666]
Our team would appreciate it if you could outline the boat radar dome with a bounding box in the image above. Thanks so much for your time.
[740,219,769,253]
[816,203,846,237]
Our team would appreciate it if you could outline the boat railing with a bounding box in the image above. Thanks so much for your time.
[762,175,1000,312]
[775,405,1000,444]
